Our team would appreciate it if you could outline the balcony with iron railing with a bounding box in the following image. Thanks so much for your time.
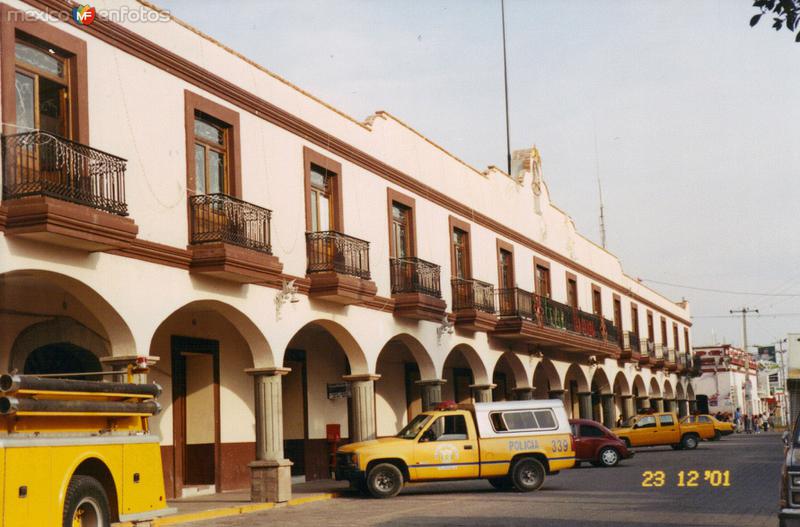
[390,257,446,321]
[305,231,376,304]
[451,278,497,331]
[1,131,137,250]
[190,193,272,254]
[493,291,622,354]
[621,331,641,360]
[187,193,282,283]
[639,340,653,365]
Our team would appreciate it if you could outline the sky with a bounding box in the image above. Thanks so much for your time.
[155,0,800,354]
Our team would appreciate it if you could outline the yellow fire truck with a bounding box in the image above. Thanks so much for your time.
[0,372,174,526]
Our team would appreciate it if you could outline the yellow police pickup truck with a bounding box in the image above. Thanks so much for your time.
[0,373,174,526]
[613,411,715,450]
[335,400,575,498]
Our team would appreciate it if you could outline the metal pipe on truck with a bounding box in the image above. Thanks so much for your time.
[0,396,162,416]
[0,374,161,397]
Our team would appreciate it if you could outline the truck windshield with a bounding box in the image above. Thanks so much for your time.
[397,414,431,439]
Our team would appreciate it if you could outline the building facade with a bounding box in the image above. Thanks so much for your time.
[693,345,763,417]
[0,0,695,502]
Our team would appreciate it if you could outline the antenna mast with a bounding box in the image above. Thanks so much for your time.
[593,127,607,248]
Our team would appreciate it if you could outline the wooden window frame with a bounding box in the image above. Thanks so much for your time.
[612,293,622,329]
[386,188,416,258]
[184,90,241,197]
[566,272,578,309]
[496,239,515,289]
[0,5,89,143]
[304,146,343,232]
[448,216,472,279]
[630,302,640,336]
[533,257,551,297]
[660,316,668,346]
[646,310,654,342]
[684,328,690,354]
[591,284,602,316]
[673,323,680,352]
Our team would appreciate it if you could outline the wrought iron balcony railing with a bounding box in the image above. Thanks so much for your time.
[2,131,128,216]
[389,257,442,298]
[497,288,535,320]
[605,318,621,345]
[189,193,272,254]
[306,231,371,279]
[628,331,641,351]
[537,295,574,332]
[575,310,604,341]
[452,278,495,313]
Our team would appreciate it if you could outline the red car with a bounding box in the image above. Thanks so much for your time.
[569,418,634,467]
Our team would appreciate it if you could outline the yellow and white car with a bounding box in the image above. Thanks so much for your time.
[681,414,735,440]
[335,400,575,498]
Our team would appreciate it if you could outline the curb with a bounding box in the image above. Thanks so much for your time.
[115,492,340,527]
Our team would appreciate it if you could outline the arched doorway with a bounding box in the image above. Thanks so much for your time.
[663,379,675,412]
[282,320,368,482]
[442,344,489,403]
[24,343,101,379]
[632,375,647,413]
[590,368,612,427]
[491,352,529,401]
[613,372,631,423]
[649,377,662,411]
[564,364,589,418]
[148,300,272,498]
[532,359,562,400]
[375,334,435,436]
[676,382,687,417]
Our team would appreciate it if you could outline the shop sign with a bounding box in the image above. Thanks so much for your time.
[327,382,351,400]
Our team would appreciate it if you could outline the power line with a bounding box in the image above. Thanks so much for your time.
[639,278,800,297]
[692,312,800,319]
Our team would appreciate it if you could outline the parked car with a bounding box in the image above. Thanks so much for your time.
[613,411,715,450]
[569,418,633,467]
[779,413,800,527]
[681,414,735,440]
[335,400,576,498]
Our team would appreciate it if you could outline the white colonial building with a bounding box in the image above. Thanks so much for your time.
[692,345,763,417]
[0,0,696,504]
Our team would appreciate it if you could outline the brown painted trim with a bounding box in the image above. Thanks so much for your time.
[495,238,514,288]
[646,310,654,342]
[533,256,551,297]
[303,146,343,232]
[448,215,472,279]
[673,322,680,352]
[0,3,88,143]
[565,272,578,308]
[386,187,416,258]
[184,90,242,198]
[15,0,692,327]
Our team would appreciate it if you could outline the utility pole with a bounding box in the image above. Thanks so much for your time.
[729,307,758,352]
[500,0,511,176]
[593,127,607,249]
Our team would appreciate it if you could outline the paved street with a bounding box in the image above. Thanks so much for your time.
[187,432,783,527]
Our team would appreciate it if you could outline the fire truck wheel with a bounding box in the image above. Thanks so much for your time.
[511,457,545,492]
[366,463,403,498]
[63,475,111,527]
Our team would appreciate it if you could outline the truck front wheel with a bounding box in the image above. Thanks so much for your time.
[681,434,699,450]
[63,475,111,527]
[366,463,404,499]
[511,458,545,492]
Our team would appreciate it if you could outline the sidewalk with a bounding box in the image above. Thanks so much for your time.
[116,480,351,526]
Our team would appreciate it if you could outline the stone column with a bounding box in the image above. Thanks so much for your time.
[637,396,650,413]
[677,399,688,418]
[99,355,159,384]
[548,389,565,402]
[416,379,446,411]
[578,392,593,419]
[512,387,534,400]
[343,374,380,442]
[470,384,495,403]
[652,397,664,412]
[601,394,616,428]
[245,367,292,503]
[622,395,635,420]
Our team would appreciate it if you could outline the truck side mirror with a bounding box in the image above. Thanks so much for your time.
[783,430,791,446]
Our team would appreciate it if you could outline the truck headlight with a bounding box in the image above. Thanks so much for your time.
[349,453,359,467]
